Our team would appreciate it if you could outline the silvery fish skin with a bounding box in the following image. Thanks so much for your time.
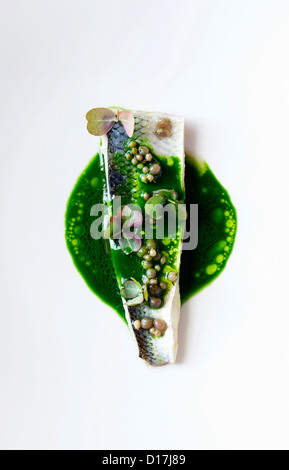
[101,110,185,365]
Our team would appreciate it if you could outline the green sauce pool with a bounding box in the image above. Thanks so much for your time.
[65,154,237,322]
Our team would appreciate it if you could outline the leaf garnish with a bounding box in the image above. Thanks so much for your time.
[144,196,166,220]
[119,111,135,137]
[103,216,122,239]
[86,108,115,136]
[120,279,144,306]
[104,206,143,253]
[145,191,187,228]
[120,279,141,299]
[153,189,178,202]
[126,293,144,306]
[86,108,135,137]
[144,282,149,302]
[131,277,142,290]
[119,234,142,253]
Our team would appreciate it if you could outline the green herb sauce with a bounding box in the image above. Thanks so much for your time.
[65,154,237,322]
[106,138,185,305]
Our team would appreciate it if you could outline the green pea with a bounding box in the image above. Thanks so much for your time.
[150,327,162,336]
[150,163,161,175]
[141,317,153,329]
[149,285,161,296]
[142,261,153,269]
[138,146,149,156]
[137,246,148,257]
[128,141,137,148]
[150,297,162,309]
[146,239,157,249]
[168,271,178,282]
[147,268,157,279]
[153,319,166,331]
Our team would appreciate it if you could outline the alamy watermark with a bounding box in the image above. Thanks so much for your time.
[90,197,198,251]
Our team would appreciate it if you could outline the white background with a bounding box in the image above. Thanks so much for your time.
[0,0,289,450]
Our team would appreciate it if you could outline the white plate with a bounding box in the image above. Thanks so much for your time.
[0,0,289,451]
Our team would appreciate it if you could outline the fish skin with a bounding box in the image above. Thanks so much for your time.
[101,110,185,366]
[106,122,127,197]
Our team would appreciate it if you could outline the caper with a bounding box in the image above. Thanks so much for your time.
[160,256,167,265]
[150,327,162,337]
[128,141,137,148]
[149,285,161,296]
[150,248,157,257]
[147,268,157,279]
[154,253,161,261]
[134,319,141,330]
[168,271,178,282]
[141,175,148,183]
[141,317,153,329]
[150,279,158,285]
[143,192,150,201]
[138,146,149,156]
[146,239,157,249]
[143,167,149,174]
[132,158,138,165]
[150,297,162,309]
[150,163,161,175]
[126,152,133,160]
[147,174,154,182]
[137,246,147,258]
[145,153,153,162]
[153,319,167,331]
[154,264,161,272]
[137,163,144,169]
[143,254,152,261]
[159,281,167,290]
[155,118,172,138]
[136,154,143,161]
[132,148,138,155]
[142,261,153,269]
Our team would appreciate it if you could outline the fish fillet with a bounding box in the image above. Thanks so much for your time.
[100,109,185,365]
